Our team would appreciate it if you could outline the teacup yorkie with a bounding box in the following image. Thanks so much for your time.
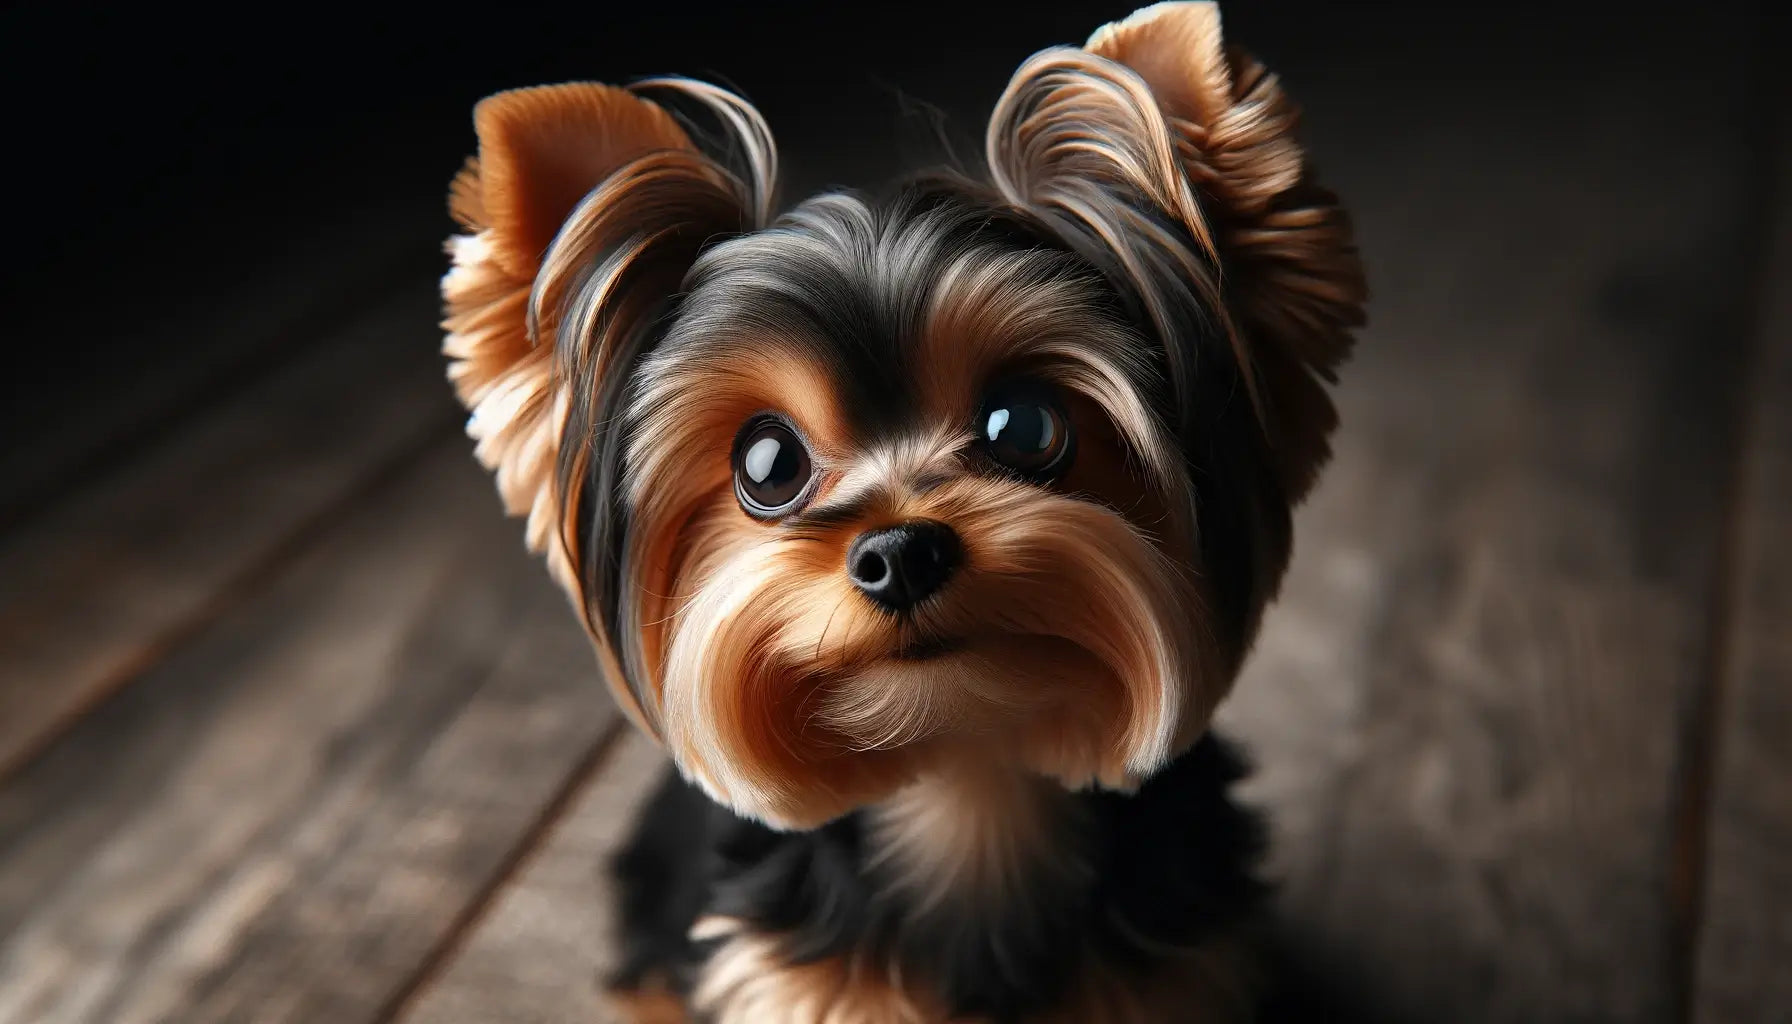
[439,3,1364,1021]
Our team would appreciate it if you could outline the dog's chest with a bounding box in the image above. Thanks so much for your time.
[595,737,1265,1023]
[679,746,1264,1023]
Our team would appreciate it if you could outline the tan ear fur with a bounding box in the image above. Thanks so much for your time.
[1088,2,1365,502]
[442,82,773,738]
[459,84,695,276]
[442,84,697,594]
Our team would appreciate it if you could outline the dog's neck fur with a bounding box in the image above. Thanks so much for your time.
[849,758,1121,1019]
[645,735,1266,1020]
[867,755,1095,918]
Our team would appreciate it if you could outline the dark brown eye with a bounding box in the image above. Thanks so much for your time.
[980,386,1073,479]
[734,419,813,516]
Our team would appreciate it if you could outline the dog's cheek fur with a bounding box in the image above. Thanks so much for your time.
[619,341,931,829]
[620,339,853,717]
[652,464,1226,831]
[655,509,918,829]
[923,479,1221,779]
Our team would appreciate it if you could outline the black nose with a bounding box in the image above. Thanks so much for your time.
[847,520,961,612]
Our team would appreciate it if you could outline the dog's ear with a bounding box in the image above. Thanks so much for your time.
[442,81,773,732]
[988,1,1365,505]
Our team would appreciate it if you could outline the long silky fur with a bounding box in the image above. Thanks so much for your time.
[613,734,1267,1023]
[439,3,1365,1021]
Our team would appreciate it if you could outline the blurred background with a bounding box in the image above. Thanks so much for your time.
[0,1,1786,1022]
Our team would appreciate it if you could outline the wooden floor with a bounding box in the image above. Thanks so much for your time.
[2,7,1788,1023]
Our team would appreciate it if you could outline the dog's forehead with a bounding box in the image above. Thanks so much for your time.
[650,188,1130,452]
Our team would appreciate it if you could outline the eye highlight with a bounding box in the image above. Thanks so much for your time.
[979,383,1074,480]
[733,417,814,517]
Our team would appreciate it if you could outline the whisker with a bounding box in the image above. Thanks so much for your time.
[816,594,850,661]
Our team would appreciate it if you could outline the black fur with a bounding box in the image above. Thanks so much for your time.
[591,177,1286,1018]
[576,178,1280,709]
[608,733,1267,1023]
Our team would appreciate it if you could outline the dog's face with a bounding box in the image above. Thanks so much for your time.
[622,189,1220,826]
[442,2,1364,828]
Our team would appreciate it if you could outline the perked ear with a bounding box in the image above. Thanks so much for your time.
[441,80,773,731]
[445,85,689,590]
[989,0,1366,505]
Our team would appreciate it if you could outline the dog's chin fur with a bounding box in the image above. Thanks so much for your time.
[440,2,1363,1018]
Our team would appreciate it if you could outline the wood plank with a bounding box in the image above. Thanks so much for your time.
[1216,6,1762,1022]
[0,443,618,1024]
[0,278,458,780]
[0,198,446,531]
[1692,72,1792,1024]
[397,730,670,1024]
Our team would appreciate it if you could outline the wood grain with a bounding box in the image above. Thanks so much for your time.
[0,279,458,781]
[0,7,1782,1024]
[0,444,617,1024]
[397,729,670,1024]
[1692,81,1792,1024]
[1216,6,1763,1022]
[0,200,444,531]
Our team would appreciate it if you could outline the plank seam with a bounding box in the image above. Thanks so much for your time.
[0,420,461,786]
[374,716,636,1024]
[1666,7,1787,1020]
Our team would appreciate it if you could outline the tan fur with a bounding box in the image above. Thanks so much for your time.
[1086,1,1367,502]
[691,921,958,1024]
[621,341,853,709]
[443,84,695,590]
[995,0,1366,504]
[682,918,1257,1024]
[440,8,1357,1018]
[441,81,772,734]
[649,446,1222,826]
[535,147,763,734]
[439,4,1358,822]
[915,249,1181,501]
[868,759,1092,912]
[622,225,1225,827]
[439,84,701,733]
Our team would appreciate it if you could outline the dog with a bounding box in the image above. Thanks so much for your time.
[439,3,1364,1020]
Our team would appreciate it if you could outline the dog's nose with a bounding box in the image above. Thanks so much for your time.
[847,520,961,612]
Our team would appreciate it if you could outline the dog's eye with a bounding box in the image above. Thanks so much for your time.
[734,419,813,516]
[980,387,1073,479]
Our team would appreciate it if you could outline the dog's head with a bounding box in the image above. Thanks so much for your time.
[442,1,1363,829]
